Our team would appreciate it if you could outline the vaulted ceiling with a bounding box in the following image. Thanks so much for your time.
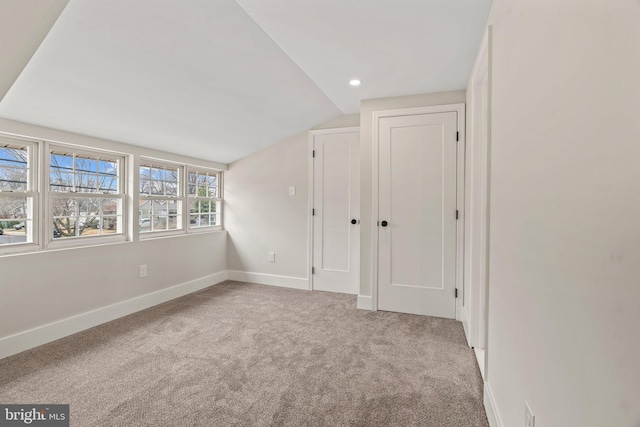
[0,0,491,163]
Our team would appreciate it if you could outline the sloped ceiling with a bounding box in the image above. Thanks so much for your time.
[0,0,69,102]
[0,0,491,163]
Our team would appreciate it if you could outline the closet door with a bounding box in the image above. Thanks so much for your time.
[378,112,457,318]
[312,129,359,294]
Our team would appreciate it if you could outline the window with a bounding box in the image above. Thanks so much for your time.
[0,138,37,247]
[49,148,124,240]
[1,133,223,253]
[139,162,181,233]
[187,169,221,228]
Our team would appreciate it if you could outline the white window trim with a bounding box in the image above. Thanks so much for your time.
[45,143,128,250]
[1,133,225,255]
[0,136,40,255]
[186,167,223,232]
[138,159,185,240]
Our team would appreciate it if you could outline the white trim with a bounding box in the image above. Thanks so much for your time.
[307,131,315,290]
[484,382,504,427]
[455,104,467,322]
[357,295,373,310]
[308,127,360,292]
[463,26,491,350]
[0,271,228,360]
[308,127,361,135]
[227,270,309,290]
[483,25,494,381]
[0,136,40,254]
[371,113,380,312]
[45,142,129,248]
[371,103,466,317]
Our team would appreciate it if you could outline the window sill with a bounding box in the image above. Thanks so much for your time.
[0,242,41,257]
[138,227,225,241]
[138,229,186,240]
[45,234,128,251]
[187,225,223,234]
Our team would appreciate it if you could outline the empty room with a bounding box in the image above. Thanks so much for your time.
[0,1,638,426]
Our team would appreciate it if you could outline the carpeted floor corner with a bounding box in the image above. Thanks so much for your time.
[0,281,489,426]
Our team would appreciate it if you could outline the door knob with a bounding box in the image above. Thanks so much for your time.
[381,220,388,227]
[351,219,357,224]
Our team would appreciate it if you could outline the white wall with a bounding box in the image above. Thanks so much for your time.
[225,131,310,283]
[225,114,359,286]
[0,119,228,357]
[0,232,227,337]
[484,1,640,426]
[358,91,466,299]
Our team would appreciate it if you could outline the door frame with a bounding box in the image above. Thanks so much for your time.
[307,127,361,291]
[463,28,491,351]
[462,27,492,382]
[371,104,466,320]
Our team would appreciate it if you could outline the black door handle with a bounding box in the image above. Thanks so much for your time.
[381,220,388,227]
[351,219,357,224]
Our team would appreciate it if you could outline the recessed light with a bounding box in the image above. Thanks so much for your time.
[349,79,361,87]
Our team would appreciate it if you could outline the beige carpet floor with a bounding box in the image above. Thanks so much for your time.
[0,281,489,426]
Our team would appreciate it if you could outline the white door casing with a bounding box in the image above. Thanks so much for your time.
[309,128,360,294]
[377,111,458,318]
[461,28,492,382]
[463,29,491,356]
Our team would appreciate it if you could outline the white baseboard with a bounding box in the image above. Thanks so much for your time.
[0,271,228,360]
[357,295,373,310]
[484,382,504,427]
[227,270,309,290]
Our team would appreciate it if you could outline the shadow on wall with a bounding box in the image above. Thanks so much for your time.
[226,232,245,273]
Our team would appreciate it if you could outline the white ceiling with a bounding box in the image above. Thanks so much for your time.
[0,0,491,163]
[236,0,492,113]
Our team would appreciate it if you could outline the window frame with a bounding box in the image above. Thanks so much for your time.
[0,136,39,255]
[45,143,127,249]
[186,167,223,232]
[138,159,184,238]
[0,133,226,255]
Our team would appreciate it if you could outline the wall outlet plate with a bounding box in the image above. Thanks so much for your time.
[525,401,535,427]
[268,252,275,262]
[289,186,296,196]
[139,264,148,278]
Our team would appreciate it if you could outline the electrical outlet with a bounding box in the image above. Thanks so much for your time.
[289,186,296,196]
[139,264,148,278]
[268,252,275,262]
[525,401,535,427]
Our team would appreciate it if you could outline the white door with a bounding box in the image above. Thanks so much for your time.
[312,129,359,294]
[378,112,458,318]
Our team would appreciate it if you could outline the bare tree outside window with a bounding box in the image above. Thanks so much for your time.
[187,170,219,227]
[0,145,32,245]
[50,151,122,238]
[139,163,181,233]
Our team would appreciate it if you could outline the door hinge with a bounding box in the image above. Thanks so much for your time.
[312,267,315,274]
[312,150,315,158]
[312,208,315,216]
[456,210,459,220]
[456,131,459,142]
[455,288,458,298]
